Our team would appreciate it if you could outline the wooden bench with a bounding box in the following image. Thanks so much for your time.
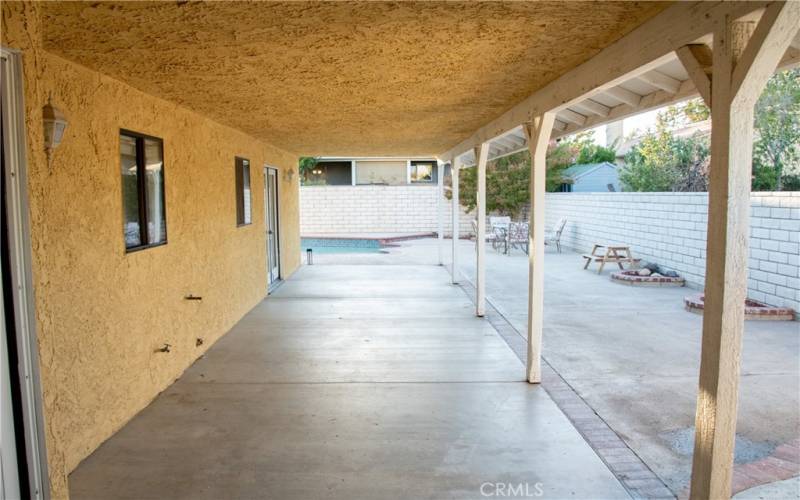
[582,244,640,274]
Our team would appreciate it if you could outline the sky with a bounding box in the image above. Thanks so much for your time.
[588,108,661,147]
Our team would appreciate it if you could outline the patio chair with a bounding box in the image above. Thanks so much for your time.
[473,217,510,253]
[489,216,511,231]
[491,225,508,254]
[544,217,567,253]
[508,221,529,255]
[489,216,511,253]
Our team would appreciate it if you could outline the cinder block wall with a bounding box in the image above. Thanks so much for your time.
[300,185,474,236]
[545,192,800,312]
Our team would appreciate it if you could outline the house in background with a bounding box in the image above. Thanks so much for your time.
[300,157,472,237]
[557,162,620,192]
[303,157,439,186]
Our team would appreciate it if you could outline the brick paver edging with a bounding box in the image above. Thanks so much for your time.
[684,293,795,320]
[730,439,800,495]
[611,270,686,287]
[455,279,675,499]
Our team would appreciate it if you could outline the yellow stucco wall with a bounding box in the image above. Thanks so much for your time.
[2,3,300,498]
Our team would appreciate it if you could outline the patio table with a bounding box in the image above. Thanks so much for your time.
[582,244,639,274]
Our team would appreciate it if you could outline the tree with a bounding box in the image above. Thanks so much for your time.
[752,68,800,190]
[576,143,616,164]
[450,133,616,216]
[659,98,710,129]
[299,157,319,175]
[619,69,799,192]
[299,157,320,185]
[619,123,709,192]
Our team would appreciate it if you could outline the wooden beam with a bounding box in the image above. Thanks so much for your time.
[781,45,800,69]
[554,80,689,138]
[475,143,489,317]
[439,1,767,160]
[572,99,611,117]
[676,44,713,106]
[557,108,588,126]
[604,86,643,107]
[689,5,799,498]
[523,112,555,384]
[437,159,444,266]
[549,35,799,144]
[451,155,460,284]
[493,136,520,150]
[638,70,682,94]
[553,119,568,132]
[554,79,697,140]
[732,1,800,102]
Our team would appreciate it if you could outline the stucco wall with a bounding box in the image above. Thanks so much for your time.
[300,185,474,236]
[2,3,300,497]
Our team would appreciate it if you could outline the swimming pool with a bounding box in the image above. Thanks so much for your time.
[301,238,387,254]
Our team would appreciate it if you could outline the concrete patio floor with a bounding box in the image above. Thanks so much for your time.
[303,237,800,496]
[69,264,631,499]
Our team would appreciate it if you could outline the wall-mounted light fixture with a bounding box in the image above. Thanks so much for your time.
[42,98,68,166]
[283,168,295,183]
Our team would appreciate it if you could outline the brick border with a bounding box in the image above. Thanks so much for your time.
[684,293,795,320]
[457,280,675,499]
[732,440,800,494]
[611,270,686,287]
[677,439,800,498]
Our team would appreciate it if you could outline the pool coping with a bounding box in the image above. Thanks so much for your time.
[301,232,436,244]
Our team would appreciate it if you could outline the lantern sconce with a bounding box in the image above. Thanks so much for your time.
[283,168,295,183]
[42,97,68,167]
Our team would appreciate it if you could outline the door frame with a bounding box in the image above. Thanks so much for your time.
[264,166,281,293]
[1,46,50,499]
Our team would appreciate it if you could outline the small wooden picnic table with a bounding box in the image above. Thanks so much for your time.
[582,244,639,274]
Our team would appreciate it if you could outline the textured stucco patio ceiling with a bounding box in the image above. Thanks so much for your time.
[41,1,669,157]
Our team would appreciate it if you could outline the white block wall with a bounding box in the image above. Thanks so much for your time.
[300,185,473,236]
[545,192,800,312]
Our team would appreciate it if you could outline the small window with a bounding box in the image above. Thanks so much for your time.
[410,161,437,183]
[235,157,252,226]
[120,130,167,251]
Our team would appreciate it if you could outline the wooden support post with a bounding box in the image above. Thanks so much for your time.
[437,159,444,266]
[689,4,800,499]
[451,155,460,284]
[523,113,555,384]
[475,144,489,317]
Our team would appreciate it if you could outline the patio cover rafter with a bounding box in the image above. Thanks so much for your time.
[440,1,771,161]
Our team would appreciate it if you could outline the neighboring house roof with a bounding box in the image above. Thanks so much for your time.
[561,162,617,180]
